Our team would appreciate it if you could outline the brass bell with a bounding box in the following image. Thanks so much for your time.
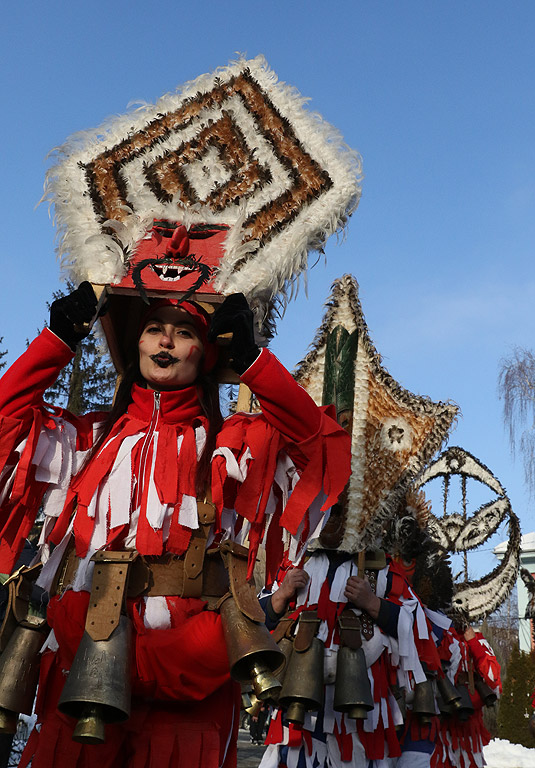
[72,704,106,745]
[456,685,475,721]
[0,708,18,735]
[273,636,294,688]
[333,645,374,720]
[58,614,132,744]
[412,679,436,725]
[245,691,263,718]
[474,676,497,707]
[435,685,451,716]
[241,685,253,711]
[0,619,47,733]
[278,638,325,726]
[436,674,462,713]
[219,596,284,701]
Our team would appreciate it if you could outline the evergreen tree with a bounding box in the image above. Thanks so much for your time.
[42,283,116,415]
[497,642,535,747]
[0,337,7,373]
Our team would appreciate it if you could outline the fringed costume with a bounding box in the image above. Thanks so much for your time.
[260,553,442,768]
[431,629,501,768]
[0,328,350,767]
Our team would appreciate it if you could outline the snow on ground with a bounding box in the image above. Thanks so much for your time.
[483,738,535,768]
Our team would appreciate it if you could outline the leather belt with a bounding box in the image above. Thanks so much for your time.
[54,546,229,605]
[128,550,229,600]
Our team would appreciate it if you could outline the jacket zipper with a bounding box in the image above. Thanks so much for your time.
[135,391,161,509]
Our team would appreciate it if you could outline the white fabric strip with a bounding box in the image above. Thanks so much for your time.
[212,446,247,483]
[178,494,199,529]
[0,465,17,506]
[194,425,206,459]
[329,558,354,603]
[143,595,172,629]
[424,606,451,630]
[145,433,168,530]
[36,520,75,592]
[299,554,330,607]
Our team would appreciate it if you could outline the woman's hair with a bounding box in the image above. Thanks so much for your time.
[84,353,223,497]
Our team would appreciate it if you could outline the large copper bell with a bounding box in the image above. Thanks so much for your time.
[456,685,475,721]
[474,676,497,707]
[0,619,46,734]
[436,674,462,713]
[333,645,374,720]
[219,596,284,701]
[58,615,132,744]
[278,638,325,726]
[412,679,436,724]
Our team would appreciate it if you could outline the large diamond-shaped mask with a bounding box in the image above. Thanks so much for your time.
[46,57,362,312]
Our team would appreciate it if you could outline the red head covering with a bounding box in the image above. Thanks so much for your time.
[139,298,218,374]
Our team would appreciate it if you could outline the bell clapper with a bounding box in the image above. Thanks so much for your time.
[72,703,106,745]
[0,707,18,735]
[285,700,306,725]
[250,661,282,701]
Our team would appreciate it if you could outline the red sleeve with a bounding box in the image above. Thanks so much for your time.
[0,329,73,421]
[214,349,351,579]
[0,330,98,573]
[467,634,502,691]
[240,348,351,525]
[240,348,321,443]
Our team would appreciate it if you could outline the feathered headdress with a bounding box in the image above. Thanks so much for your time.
[295,274,459,553]
[44,56,362,328]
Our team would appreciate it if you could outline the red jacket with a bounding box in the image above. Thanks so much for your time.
[0,328,351,579]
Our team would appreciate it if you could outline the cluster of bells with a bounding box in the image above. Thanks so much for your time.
[0,597,497,744]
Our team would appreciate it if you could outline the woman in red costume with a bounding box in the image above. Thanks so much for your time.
[0,284,351,768]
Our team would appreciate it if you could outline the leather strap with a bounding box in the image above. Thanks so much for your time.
[359,567,378,641]
[85,550,138,642]
[338,610,362,650]
[181,494,216,598]
[219,540,265,623]
[354,550,385,641]
[294,609,320,653]
[271,615,296,644]
[127,551,229,601]
[0,564,44,652]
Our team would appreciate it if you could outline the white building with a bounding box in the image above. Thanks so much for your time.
[494,531,535,652]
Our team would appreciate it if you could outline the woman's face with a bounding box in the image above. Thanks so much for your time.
[138,306,204,389]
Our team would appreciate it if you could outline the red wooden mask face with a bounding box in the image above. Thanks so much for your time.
[112,220,229,299]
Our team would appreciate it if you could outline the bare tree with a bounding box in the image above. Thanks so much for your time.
[498,347,535,495]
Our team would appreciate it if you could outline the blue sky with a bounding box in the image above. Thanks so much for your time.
[1,1,534,583]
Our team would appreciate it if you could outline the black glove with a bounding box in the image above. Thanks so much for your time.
[49,282,98,351]
[208,293,260,375]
